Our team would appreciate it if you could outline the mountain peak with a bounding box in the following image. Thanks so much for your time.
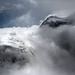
[40,15,72,28]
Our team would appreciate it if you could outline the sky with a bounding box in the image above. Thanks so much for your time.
[0,0,75,27]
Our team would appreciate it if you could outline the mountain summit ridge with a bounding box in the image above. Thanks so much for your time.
[40,14,74,28]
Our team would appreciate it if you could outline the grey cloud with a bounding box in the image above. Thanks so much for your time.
[0,0,36,27]
[4,12,35,27]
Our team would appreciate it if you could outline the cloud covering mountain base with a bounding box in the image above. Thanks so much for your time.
[0,24,75,75]
[1,12,75,75]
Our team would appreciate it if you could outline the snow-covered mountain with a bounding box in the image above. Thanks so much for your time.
[0,27,37,69]
[40,13,75,28]
[1,13,75,75]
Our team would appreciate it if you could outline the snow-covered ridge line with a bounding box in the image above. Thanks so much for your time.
[40,12,75,28]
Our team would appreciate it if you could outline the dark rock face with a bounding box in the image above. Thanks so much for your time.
[0,45,29,68]
[40,16,72,28]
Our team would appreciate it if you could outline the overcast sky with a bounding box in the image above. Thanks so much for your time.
[0,0,75,27]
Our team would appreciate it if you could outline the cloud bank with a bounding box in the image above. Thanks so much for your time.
[0,12,75,75]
